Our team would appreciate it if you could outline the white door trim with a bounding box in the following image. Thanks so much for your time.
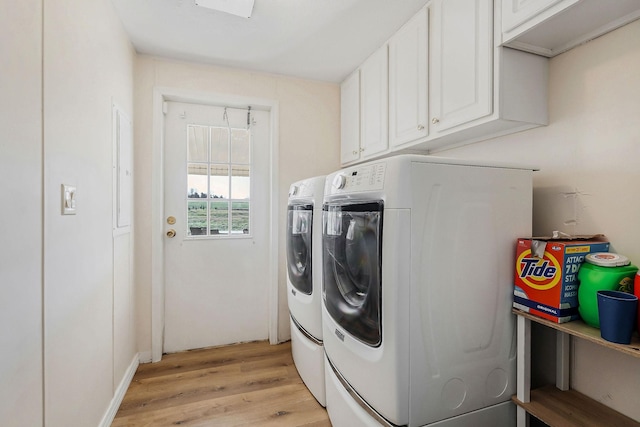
[151,87,280,362]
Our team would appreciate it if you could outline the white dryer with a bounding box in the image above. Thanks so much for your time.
[321,155,533,426]
[286,175,326,406]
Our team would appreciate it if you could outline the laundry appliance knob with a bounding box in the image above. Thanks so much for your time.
[332,174,347,190]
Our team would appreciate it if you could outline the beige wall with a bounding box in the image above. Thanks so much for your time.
[133,56,341,354]
[439,20,640,420]
[0,1,43,425]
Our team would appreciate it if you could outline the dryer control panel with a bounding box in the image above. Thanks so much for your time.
[329,162,386,194]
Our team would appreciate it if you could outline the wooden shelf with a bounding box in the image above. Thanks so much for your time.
[513,309,640,427]
[512,385,640,427]
[512,308,640,358]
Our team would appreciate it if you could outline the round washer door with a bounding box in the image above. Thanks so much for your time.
[286,203,313,295]
[323,201,383,347]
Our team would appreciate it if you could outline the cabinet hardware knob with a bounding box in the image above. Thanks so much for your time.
[352,150,358,155]
[417,124,425,131]
[432,117,439,124]
[360,148,365,152]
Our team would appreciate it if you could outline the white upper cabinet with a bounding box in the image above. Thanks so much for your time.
[501,0,640,57]
[388,6,429,147]
[359,45,389,159]
[429,0,493,135]
[340,46,389,166]
[502,0,565,34]
[339,0,550,165]
[340,69,360,165]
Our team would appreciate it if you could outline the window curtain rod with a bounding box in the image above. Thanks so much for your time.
[222,105,252,129]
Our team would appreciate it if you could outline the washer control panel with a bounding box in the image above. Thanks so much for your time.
[331,162,386,193]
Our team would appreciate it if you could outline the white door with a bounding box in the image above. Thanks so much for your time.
[360,45,389,159]
[162,101,271,353]
[429,0,493,134]
[389,6,429,147]
[340,69,361,165]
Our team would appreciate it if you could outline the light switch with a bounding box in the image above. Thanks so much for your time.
[62,184,77,215]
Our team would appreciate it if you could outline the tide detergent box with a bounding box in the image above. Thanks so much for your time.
[513,235,609,323]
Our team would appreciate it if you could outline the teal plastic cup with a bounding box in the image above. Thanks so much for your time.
[597,290,638,344]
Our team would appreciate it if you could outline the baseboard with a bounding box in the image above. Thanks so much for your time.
[138,350,153,363]
[98,353,139,427]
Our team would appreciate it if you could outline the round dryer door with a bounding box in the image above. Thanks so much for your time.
[286,203,313,295]
[323,201,383,347]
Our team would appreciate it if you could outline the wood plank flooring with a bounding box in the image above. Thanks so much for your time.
[112,340,331,427]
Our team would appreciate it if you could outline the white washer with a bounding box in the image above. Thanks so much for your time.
[321,155,533,426]
[286,175,326,406]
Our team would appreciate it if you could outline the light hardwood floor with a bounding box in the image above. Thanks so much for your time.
[112,340,331,427]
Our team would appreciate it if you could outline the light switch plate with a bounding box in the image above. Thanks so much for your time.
[62,184,77,215]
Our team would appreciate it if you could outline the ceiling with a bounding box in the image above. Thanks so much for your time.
[110,0,429,83]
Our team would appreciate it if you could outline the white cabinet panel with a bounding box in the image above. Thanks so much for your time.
[429,0,493,134]
[340,70,360,165]
[389,6,428,147]
[501,0,640,57]
[359,46,389,159]
[502,0,565,33]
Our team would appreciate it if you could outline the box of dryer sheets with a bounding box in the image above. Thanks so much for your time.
[513,234,609,323]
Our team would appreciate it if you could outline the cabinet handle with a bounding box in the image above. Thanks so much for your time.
[417,124,425,131]
[352,150,358,155]
[359,148,365,152]
[431,117,439,124]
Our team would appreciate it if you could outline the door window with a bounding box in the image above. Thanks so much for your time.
[186,124,251,237]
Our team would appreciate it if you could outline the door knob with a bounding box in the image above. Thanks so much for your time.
[166,229,176,238]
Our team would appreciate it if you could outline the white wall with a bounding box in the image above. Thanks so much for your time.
[0,1,43,425]
[439,20,640,420]
[1,1,137,425]
[134,56,341,354]
[3,0,138,426]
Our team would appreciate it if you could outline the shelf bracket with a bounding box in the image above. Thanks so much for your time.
[517,315,531,427]
[556,331,570,391]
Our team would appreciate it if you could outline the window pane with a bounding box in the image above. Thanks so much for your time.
[231,165,250,199]
[187,125,208,162]
[187,164,208,199]
[231,128,250,164]
[210,127,229,163]
[232,201,250,234]
[209,165,229,199]
[187,201,207,236]
[210,200,229,235]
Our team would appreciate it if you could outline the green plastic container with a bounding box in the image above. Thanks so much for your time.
[577,253,638,328]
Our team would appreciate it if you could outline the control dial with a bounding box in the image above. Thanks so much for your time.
[332,173,347,190]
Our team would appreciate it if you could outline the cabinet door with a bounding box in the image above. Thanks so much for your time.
[389,7,429,147]
[360,45,389,158]
[502,0,565,33]
[429,0,493,134]
[340,69,360,164]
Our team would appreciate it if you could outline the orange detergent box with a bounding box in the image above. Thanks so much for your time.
[513,235,609,323]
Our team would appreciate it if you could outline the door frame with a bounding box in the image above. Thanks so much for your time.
[151,87,280,362]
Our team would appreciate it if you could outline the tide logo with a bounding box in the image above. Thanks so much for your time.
[517,249,561,290]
